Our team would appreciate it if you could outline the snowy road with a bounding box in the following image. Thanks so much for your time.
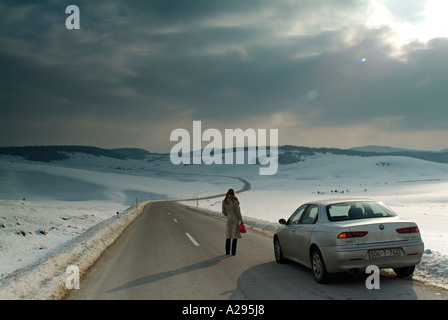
[65,201,448,300]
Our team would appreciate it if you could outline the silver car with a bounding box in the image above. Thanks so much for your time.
[273,199,424,283]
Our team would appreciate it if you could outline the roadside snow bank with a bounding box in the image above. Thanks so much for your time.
[0,201,150,300]
[414,249,448,290]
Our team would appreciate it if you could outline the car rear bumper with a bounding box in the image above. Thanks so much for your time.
[320,240,424,273]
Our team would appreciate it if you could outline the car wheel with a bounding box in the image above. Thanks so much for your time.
[311,248,331,284]
[393,266,415,278]
[274,237,286,263]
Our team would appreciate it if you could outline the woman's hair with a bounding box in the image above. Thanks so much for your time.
[225,188,239,204]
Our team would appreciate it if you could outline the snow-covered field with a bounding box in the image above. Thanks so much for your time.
[0,150,447,298]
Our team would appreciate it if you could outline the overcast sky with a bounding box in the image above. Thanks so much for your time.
[1,0,447,152]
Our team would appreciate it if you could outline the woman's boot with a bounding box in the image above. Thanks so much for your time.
[225,239,231,255]
[232,239,238,256]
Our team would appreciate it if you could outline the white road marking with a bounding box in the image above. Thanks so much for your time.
[185,233,200,246]
[173,218,178,223]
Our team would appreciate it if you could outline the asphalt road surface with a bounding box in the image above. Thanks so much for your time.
[65,201,448,300]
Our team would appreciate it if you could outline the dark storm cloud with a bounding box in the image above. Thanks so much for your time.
[0,0,447,151]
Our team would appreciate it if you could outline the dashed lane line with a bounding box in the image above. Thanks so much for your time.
[185,233,200,246]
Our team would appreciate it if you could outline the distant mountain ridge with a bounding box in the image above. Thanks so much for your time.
[350,145,442,153]
[0,144,447,164]
[112,148,152,159]
[0,146,149,162]
[279,145,448,164]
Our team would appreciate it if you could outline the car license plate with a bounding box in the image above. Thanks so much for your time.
[369,248,401,259]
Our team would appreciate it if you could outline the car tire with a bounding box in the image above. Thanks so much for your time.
[393,265,415,278]
[274,237,286,263]
[311,248,331,284]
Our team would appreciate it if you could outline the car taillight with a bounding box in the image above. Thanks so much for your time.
[396,227,420,234]
[337,231,368,239]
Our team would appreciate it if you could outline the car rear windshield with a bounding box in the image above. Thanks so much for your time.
[326,201,397,221]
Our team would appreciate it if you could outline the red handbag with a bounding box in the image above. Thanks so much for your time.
[239,223,247,233]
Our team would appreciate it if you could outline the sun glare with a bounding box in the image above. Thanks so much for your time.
[417,0,448,42]
[366,0,448,45]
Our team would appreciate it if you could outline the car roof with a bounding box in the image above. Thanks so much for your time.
[306,198,380,206]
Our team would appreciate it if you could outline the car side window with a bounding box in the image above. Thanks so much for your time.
[288,205,307,224]
[300,205,318,224]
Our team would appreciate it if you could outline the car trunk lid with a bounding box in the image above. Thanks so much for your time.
[347,217,418,245]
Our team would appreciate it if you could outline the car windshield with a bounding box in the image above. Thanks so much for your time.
[326,201,397,221]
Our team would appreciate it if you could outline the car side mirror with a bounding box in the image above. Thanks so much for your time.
[278,219,287,225]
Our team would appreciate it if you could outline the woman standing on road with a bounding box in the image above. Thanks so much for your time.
[222,188,243,256]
